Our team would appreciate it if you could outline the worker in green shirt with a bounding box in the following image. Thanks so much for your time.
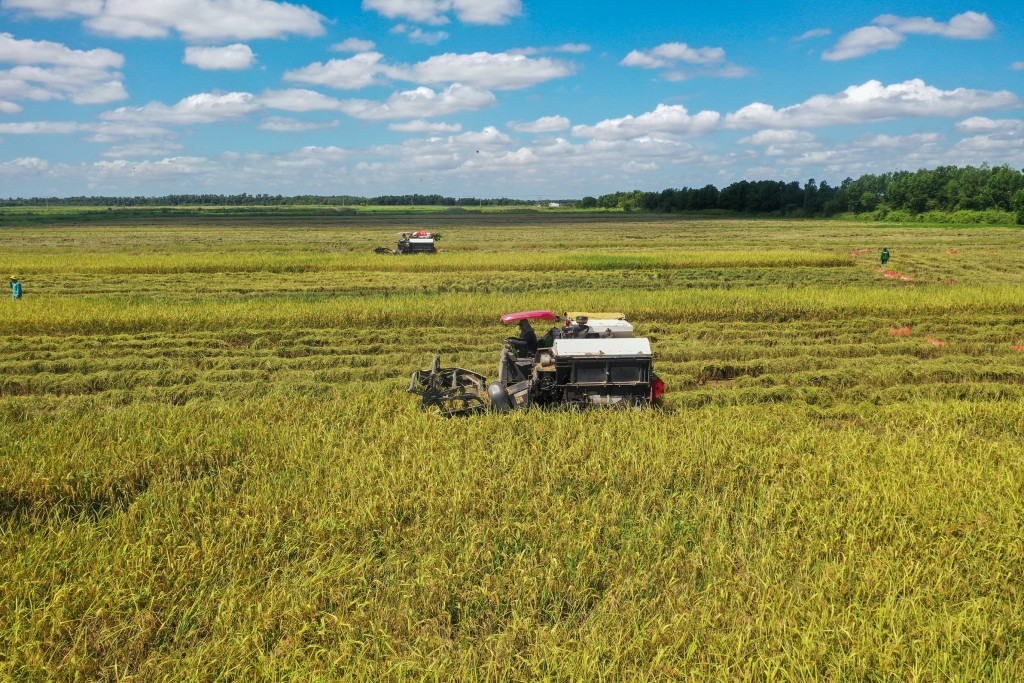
[880,248,890,266]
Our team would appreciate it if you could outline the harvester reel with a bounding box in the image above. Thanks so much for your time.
[408,356,487,417]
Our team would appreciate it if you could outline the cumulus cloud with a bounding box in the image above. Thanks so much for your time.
[1012,62,1024,71]
[508,43,590,56]
[0,120,81,134]
[738,129,817,145]
[331,38,376,52]
[822,26,904,61]
[258,116,339,132]
[398,52,574,90]
[955,116,1024,134]
[824,11,994,60]
[284,52,391,90]
[0,31,121,68]
[0,119,182,143]
[0,32,127,106]
[507,115,570,133]
[572,104,721,140]
[101,141,184,158]
[793,28,831,42]
[738,129,820,157]
[94,83,491,131]
[1,0,325,41]
[388,119,462,132]
[391,24,448,45]
[620,42,747,80]
[258,88,344,111]
[183,44,255,71]
[362,0,522,26]
[858,132,942,148]
[954,134,1024,157]
[0,156,49,175]
[285,50,574,92]
[873,11,994,38]
[102,91,262,124]
[337,83,496,119]
[622,42,725,68]
[725,79,1021,129]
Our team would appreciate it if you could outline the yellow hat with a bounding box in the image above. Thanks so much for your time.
[8,276,16,280]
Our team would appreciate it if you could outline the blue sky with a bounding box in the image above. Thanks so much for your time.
[0,0,1022,198]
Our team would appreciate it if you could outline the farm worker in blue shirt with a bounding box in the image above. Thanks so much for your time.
[9,276,22,300]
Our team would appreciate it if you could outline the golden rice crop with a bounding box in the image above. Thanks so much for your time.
[1,213,1022,680]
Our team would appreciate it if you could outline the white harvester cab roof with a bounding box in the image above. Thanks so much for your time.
[553,338,651,358]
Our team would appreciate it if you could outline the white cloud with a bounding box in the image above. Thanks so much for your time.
[100,141,183,158]
[508,43,590,56]
[406,27,449,45]
[0,31,121,68]
[284,52,390,90]
[873,11,994,39]
[822,26,903,61]
[95,83,490,129]
[183,44,255,71]
[362,0,522,26]
[955,116,1024,134]
[85,121,175,142]
[793,28,831,42]
[0,32,126,105]
[102,91,262,124]
[398,52,574,90]
[738,129,820,158]
[2,0,325,41]
[285,50,574,92]
[725,80,1021,129]
[388,119,463,132]
[572,104,720,140]
[857,132,942,148]
[664,64,749,81]
[507,115,570,133]
[824,11,994,61]
[337,83,496,119]
[258,116,339,132]
[622,42,725,68]
[954,134,1024,157]
[738,129,817,145]
[1011,62,1024,71]
[1,119,182,142]
[259,88,344,112]
[620,42,747,80]
[0,156,49,175]
[331,38,376,52]
[0,120,81,134]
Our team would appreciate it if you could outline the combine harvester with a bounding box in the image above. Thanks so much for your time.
[409,310,665,416]
[375,230,440,254]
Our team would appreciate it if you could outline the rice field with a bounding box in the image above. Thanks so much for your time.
[1,214,1022,680]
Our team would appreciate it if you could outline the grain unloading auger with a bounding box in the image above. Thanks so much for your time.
[409,310,666,417]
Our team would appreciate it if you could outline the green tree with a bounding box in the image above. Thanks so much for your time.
[1012,188,1024,225]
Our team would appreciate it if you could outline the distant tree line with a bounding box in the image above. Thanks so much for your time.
[582,165,1024,224]
[3,165,1023,223]
[0,193,541,208]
